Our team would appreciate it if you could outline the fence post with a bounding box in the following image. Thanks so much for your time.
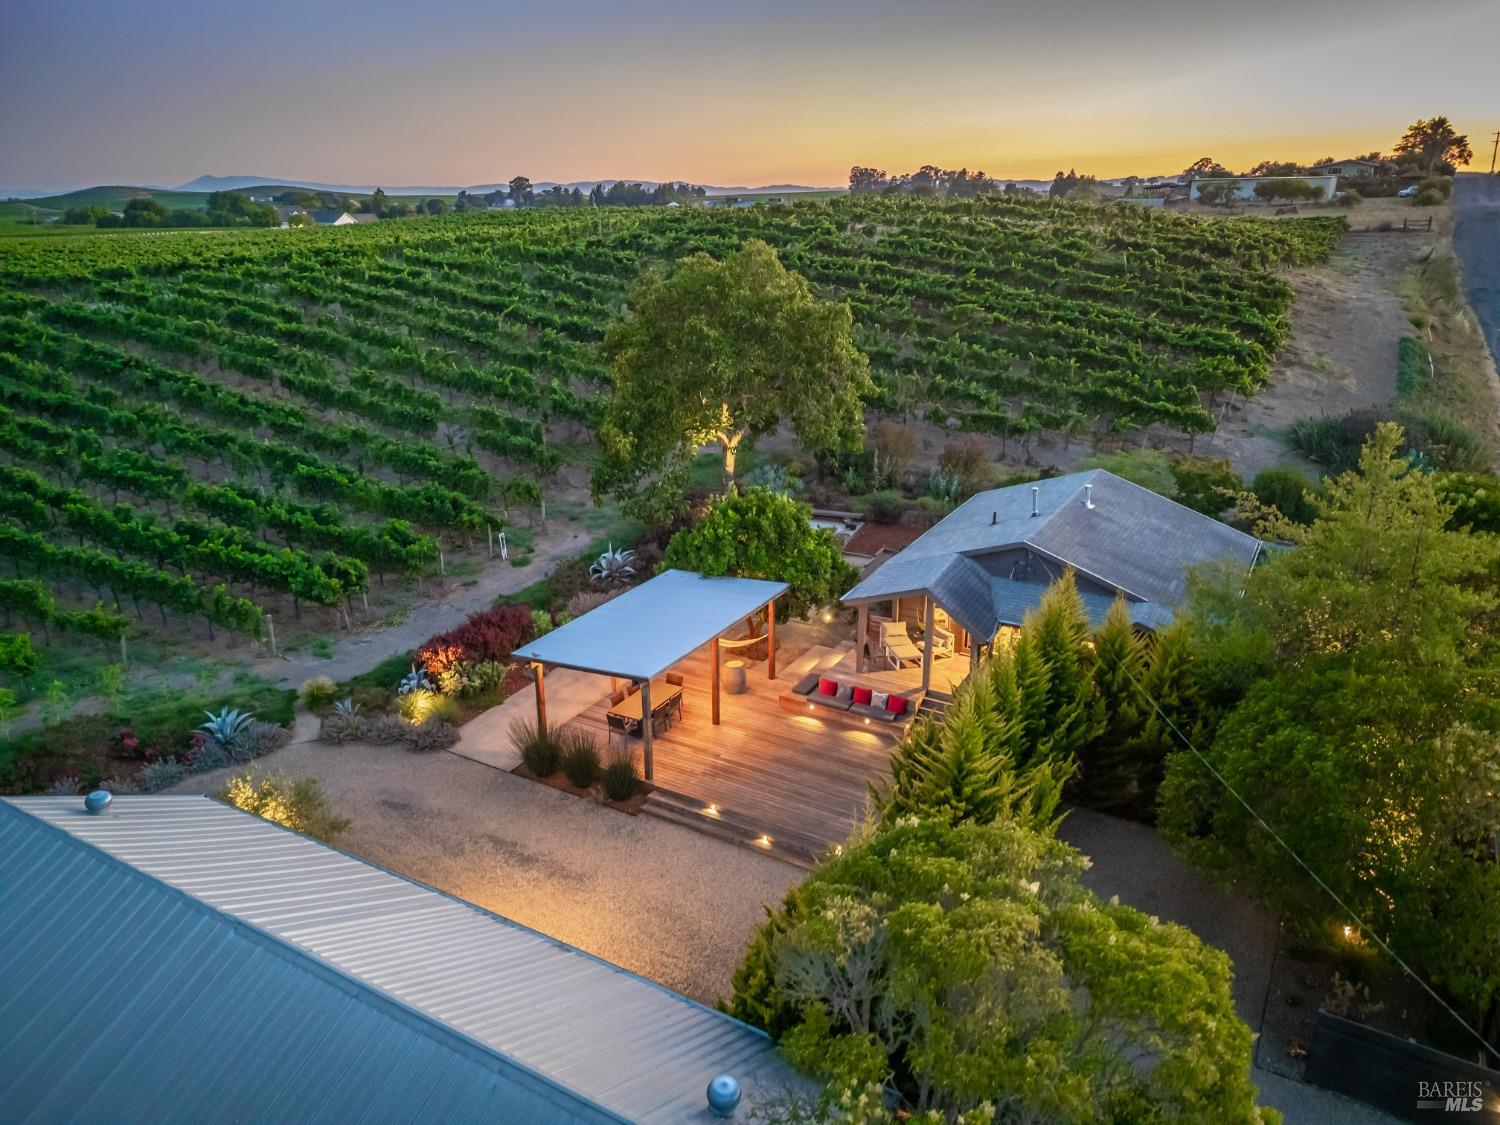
[266,614,277,658]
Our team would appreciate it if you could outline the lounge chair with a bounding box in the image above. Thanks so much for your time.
[878,621,923,669]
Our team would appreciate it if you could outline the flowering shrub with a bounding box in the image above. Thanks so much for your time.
[437,659,506,698]
[417,605,534,674]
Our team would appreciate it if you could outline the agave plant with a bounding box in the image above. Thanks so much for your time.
[334,697,360,720]
[589,543,636,587]
[398,666,434,695]
[199,707,256,754]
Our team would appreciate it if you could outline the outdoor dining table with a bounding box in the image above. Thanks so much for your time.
[607,679,683,725]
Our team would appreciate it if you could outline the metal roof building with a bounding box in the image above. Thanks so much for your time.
[512,569,788,683]
[0,796,805,1124]
[843,469,1261,641]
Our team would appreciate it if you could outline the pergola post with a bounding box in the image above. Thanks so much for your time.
[969,641,981,674]
[711,637,721,726]
[640,678,654,780]
[766,596,777,680]
[533,662,547,734]
[920,598,934,696]
[855,603,869,673]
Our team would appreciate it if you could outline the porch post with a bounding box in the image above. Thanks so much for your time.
[970,642,981,674]
[533,662,547,733]
[641,678,654,780]
[855,603,869,673]
[711,637,721,726]
[766,596,777,679]
[920,598,934,695]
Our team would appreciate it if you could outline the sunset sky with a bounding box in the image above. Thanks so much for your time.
[3,0,1496,192]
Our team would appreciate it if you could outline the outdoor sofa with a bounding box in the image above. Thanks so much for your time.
[788,673,912,723]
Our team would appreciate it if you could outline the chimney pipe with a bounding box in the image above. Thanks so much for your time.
[990,510,997,525]
[1030,487,1039,518]
[1084,483,1095,510]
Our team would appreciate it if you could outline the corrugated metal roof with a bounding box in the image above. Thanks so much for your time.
[843,470,1259,636]
[1,797,806,1124]
[512,569,790,681]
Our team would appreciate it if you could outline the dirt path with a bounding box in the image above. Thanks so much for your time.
[1203,233,1415,478]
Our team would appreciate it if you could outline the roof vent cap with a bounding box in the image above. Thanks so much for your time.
[1031,486,1040,518]
[1084,483,1095,510]
[990,510,997,525]
[707,1074,742,1117]
[84,790,112,816]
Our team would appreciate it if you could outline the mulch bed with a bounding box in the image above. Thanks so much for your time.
[843,521,926,556]
[512,763,654,815]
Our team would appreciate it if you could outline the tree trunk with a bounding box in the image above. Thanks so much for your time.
[718,426,745,490]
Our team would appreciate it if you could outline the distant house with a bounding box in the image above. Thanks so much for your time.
[350,212,379,223]
[842,470,1262,685]
[310,209,358,226]
[1187,174,1338,202]
[0,794,805,1123]
[1310,159,1383,179]
[272,203,306,228]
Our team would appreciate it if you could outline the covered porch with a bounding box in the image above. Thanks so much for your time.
[509,571,901,865]
[843,592,1002,699]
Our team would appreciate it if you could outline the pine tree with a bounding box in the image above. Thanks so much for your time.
[1076,597,1148,811]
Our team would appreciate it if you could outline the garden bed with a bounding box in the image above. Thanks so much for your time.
[512,762,654,815]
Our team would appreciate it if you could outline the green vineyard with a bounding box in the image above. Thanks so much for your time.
[0,195,1342,646]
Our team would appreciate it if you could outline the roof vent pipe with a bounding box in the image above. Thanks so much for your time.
[707,1074,742,1117]
[1030,487,1040,518]
[990,510,997,525]
[1084,483,1095,510]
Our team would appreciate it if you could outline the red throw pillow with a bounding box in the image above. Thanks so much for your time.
[851,687,872,705]
[817,677,839,697]
[886,695,909,716]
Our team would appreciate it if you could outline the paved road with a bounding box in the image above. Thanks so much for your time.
[1454,173,1500,369]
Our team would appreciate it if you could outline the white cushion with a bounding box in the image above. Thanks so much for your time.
[871,690,889,710]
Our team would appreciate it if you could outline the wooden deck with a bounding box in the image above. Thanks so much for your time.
[560,643,899,866]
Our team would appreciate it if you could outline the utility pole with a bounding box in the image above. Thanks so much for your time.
[1489,130,1500,176]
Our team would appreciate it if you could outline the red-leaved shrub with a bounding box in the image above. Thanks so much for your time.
[417,605,535,674]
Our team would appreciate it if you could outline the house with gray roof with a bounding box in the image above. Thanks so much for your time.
[0,795,805,1124]
[841,469,1261,693]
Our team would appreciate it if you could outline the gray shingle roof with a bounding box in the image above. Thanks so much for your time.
[844,470,1258,635]
[0,796,804,1124]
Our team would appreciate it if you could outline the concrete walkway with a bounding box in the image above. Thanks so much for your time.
[449,667,606,772]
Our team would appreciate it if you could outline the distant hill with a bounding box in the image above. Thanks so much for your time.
[175,174,839,196]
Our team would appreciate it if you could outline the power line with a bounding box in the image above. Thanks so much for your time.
[1118,663,1500,1064]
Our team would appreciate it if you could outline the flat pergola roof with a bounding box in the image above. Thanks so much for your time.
[511,569,789,682]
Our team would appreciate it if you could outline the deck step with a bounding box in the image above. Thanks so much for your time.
[643,787,824,868]
[916,689,952,720]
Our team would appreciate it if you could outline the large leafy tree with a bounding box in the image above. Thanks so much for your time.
[659,489,856,618]
[1394,116,1473,175]
[593,239,872,513]
[1159,424,1500,1047]
[728,818,1274,1123]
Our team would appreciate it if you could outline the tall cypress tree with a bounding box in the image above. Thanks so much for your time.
[1076,597,1148,813]
[1025,573,1103,766]
[1127,617,1200,818]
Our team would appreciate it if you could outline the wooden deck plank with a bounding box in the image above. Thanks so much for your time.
[558,644,898,859]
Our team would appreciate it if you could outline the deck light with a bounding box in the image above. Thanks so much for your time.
[704,804,719,817]
[756,834,771,848]
[863,717,870,725]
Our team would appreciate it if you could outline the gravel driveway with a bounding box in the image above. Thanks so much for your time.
[171,739,803,1005]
